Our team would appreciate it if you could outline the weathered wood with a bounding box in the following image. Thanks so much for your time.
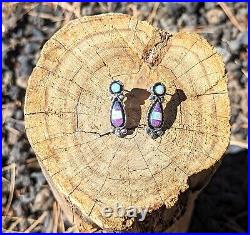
[24,13,230,232]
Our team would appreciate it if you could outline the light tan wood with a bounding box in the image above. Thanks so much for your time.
[24,13,230,231]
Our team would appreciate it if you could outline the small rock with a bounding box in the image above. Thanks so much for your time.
[32,188,53,212]
[24,42,40,54]
[12,200,24,217]
[16,175,32,188]
[2,140,10,157]
[227,145,244,154]
[237,32,248,47]
[16,77,28,89]
[7,86,21,100]
[236,8,248,23]
[14,109,24,120]
[222,26,232,42]
[2,195,7,205]
[9,145,21,162]
[31,172,46,189]
[206,9,226,25]
[17,55,33,79]
[231,27,240,40]
[204,2,217,10]
[226,62,241,72]
[228,40,241,54]
[7,130,20,146]
[31,28,44,40]
[20,187,35,204]
[163,3,185,18]
[178,13,197,27]
[184,2,201,14]
[216,47,231,63]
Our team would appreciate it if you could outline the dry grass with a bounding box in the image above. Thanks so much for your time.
[218,2,246,32]
[24,211,48,232]
[147,2,160,24]
[2,163,16,219]
[1,161,75,231]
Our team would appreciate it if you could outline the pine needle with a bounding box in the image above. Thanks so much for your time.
[24,211,48,232]
[218,3,246,32]
[3,163,16,219]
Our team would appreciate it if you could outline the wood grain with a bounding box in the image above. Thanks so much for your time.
[24,13,230,231]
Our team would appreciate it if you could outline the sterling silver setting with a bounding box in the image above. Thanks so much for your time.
[146,82,166,139]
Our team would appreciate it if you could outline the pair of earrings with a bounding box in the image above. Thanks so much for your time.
[109,80,166,139]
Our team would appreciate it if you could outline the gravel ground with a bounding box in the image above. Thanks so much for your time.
[2,2,248,232]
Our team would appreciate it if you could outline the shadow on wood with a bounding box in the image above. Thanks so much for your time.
[124,88,187,136]
[124,88,150,134]
[163,89,187,132]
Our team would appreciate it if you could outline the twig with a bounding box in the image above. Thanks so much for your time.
[2,101,22,109]
[2,176,10,184]
[72,2,81,18]
[224,216,245,232]
[25,157,38,164]
[58,209,65,232]
[127,4,140,18]
[2,228,18,232]
[5,126,21,135]
[241,123,248,129]
[3,3,39,28]
[2,215,35,222]
[107,2,113,12]
[218,2,245,32]
[148,2,160,24]
[52,202,60,232]
[57,2,80,18]
[181,26,215,34]
[8,117,24,126]
[28,11,63,22]
[235,210,247,220]
[8,217,23,231]
[3,163,15,218]
[241,69,248,78]
[24,211,48,232]
[98,2,108,12]
[66,225,79,232]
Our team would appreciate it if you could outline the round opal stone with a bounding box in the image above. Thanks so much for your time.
[149,101,163,128]
[111,100,125,127]
[110,82,121,93]
[154,84,165,95]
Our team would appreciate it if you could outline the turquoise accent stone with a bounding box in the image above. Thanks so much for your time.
[154,84,165,95]
[111,82,121,93]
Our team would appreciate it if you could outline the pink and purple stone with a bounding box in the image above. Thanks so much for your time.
[149,101,163,128]
[111,100,125,128]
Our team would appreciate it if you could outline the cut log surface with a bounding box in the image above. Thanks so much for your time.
[24,13,230,232]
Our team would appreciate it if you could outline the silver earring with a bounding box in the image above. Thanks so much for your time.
[146,82,166,139]
[109,80,127,137]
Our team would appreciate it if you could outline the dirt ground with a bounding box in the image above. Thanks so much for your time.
[2,2,248,232]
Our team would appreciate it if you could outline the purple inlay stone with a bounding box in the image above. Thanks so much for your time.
[111,100,125,127]
[149,101,163,128]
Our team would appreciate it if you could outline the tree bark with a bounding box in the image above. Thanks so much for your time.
[24,13,230,232]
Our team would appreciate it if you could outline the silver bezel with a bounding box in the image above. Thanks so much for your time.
[146,83,166,139]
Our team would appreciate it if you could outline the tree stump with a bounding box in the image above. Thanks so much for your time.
[24,13,230,232]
